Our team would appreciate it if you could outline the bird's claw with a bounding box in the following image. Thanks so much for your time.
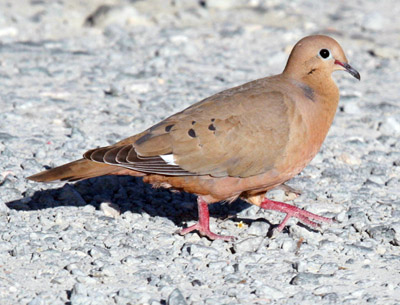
[178,223,234,241]
[260,198,333,233]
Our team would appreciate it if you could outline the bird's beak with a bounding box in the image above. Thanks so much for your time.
[334,60,361,81]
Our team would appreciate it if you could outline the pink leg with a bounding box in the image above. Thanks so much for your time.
[179,197,234,241]
[260,198,333,232]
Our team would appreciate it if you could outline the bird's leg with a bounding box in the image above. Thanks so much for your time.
[260,197,333,232]
[179,197,234,241]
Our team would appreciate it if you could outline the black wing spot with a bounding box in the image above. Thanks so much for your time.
[208,124,216,131]
[135,133,152,145]
[188,129,196,138]
[165,124,174,132]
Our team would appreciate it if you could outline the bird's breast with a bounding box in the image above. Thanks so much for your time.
[276,93,339,180]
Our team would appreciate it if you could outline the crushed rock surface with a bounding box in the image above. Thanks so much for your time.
[0,0,400,304]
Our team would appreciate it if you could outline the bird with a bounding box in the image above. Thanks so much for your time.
[28,35,360,241]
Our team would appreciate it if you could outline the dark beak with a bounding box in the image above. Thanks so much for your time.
[334,60,360,81]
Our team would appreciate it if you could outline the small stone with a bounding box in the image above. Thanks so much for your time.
[366,225,395,243]
[9,286,18,293]
[226,287,237,297]
[207,260,228,269]
[372,47,398,59]
[222,264,235,273]
[118,288,136,299]
[390,222,400,246]
[281,239,295,252]
[361,12,385,31]
[168,288,187,305]
[82,204,96,213]
[92,259,107,268]
[234,237,263,252]
[50,276,66,285]
[379,116,400,135]
[290,272,330,285]
[366,175,385,185]
[191,279,202,287]
[351,289,365,298]
[293,261,307,272]
[313,285,334,295]
[237,205,259,217]
[71,269,86,277]
[267,189,285,202]
[70,294,91,305]
[2,188,25,205]
[89,246,111,259]
[319,240,339,252]
[256,285,285,299]
[375,245,386,255]
[27,297,45,305]
[319,262,338,274]
[76,276,97,284]
[85,5,152,28]
[0,200,9,214]
[181,243,219,257]
[99,265,115,277]
[129,82,151,94]
[121,255,138,265]
[342,100,360,114]
[0,27,18,37]
[335,210,347,223]
[71,283,88,296]
[338,152,361,165]
[344,244,374,256]
[247,221,270,236]
[322,293,339,302]
[65,263,79,272]
[100,202,121,218]
[203,0,246,10]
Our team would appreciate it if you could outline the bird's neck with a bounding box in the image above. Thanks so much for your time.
[303,72,339,123]
[303,71,338,97]
[285,71,340,150]
[283,67,339,98]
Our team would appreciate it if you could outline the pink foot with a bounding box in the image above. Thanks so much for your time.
[260,198,333,232]
[179,197,234,241]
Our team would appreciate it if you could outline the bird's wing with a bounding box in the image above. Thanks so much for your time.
[85,77,292,178]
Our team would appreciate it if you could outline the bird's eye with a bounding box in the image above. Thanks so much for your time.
[319,49,330,59]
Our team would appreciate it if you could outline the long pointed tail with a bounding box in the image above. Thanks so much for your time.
[27,159,123,182]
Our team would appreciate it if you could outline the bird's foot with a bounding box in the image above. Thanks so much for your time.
[260,198,333,232]
[179,223,234,241]
[178,196,234,241]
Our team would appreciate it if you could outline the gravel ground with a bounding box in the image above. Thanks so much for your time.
[1,0,400,304]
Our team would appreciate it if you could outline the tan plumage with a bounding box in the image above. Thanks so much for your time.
[28,35,360,240]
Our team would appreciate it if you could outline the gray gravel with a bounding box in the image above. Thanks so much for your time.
[1,0,400,304]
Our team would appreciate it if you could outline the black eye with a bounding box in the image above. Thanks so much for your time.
[319,49,330,59]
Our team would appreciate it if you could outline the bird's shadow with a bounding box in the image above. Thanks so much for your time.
[6,175,254,229]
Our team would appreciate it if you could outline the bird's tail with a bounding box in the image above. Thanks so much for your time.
[27,159,123,182]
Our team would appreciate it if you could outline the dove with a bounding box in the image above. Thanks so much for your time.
[28,35,360,240]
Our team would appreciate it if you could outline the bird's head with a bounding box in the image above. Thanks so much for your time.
[283,35,360,82]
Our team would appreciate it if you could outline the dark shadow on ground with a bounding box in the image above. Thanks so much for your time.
[6,175,253,229]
